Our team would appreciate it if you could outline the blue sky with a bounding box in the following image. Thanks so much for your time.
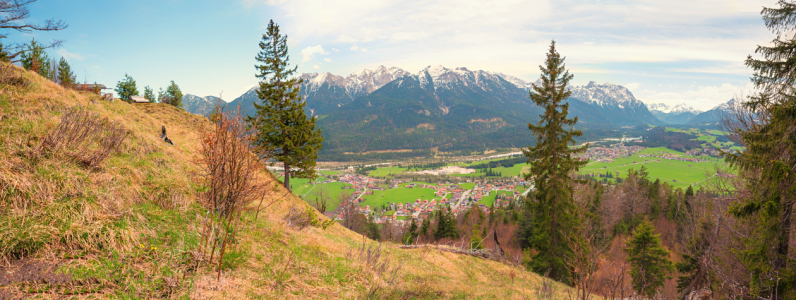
[7,0,777,110]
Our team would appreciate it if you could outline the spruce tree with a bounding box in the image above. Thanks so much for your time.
[522,40,587,284]
[143,86,155,103]
[723,1,796,297]
[160,80,183,108]
[247,19,323,192]
[20,39,50,78]
[625,219,674,297]
[56,57,76,88]
[114,73,138,102]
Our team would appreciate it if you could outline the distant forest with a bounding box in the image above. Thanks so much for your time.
[637,127,701,151]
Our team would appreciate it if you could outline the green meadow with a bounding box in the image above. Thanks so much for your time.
[579,147,730,189]
[477,190,516,206]
[278,175,352,211]
[359,186,440,208]
[369,166,408,177]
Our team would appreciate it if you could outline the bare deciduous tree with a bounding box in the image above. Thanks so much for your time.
[0,0,68,61]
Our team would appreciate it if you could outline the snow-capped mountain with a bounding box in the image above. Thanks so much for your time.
[182,94,223,117]
[213,65,666,154]
[415,65,525,92]
[570,81,641,107]
[687,99,739,125]
[670,104,702,115]
[647,103,703,124]
[301,65,412,100]
[647,103,672,113]
[568,81,662,125]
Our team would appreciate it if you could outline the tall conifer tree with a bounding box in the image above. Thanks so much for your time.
[724,1,796,297]
[522,40,587,284]
[114,73,138,102]
[56,57,76,88]
[143,86,155,103]
[625,219,674,297]
[20,39,50,78]
[248,20,323,192]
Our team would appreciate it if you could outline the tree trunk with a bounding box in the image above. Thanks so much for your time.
[284,164,291,192]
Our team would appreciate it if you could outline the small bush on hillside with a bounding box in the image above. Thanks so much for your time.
[195,105,272,280]
[35,106,127,168]
[284,204,334,230]
[0,63,30,87]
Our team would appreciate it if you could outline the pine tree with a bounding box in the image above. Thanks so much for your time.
[20,39,50,78]
[625,219,674,297]
[143,86,155,103]
[247,20,323,192]
[114,73,138,102]
[723,1,796,297]
[56,57,76,88]
[470,223,485,249]
[403,218,419,244]
[522,40,587,284]
[419,218,430,236]
[158,81,183,107]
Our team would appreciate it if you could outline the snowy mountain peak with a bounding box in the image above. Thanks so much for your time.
[713,99,740,111]
[647,103,672,113]
[569,81,639,107]
[670,103,702,115]
[300,66,411,99]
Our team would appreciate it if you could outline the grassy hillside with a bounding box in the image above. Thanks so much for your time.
[0,63,573,299]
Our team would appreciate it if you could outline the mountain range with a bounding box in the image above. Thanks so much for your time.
[647,103,703,124]
[180,65,733,154]
[685,99,739,125]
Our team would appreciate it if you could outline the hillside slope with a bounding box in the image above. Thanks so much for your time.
[0,63,571,299]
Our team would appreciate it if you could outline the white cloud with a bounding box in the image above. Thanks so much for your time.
[265,0,287,5]
[301,45,328,62]
[324,58,331,62]
[349,45,368,52]
[313,64,320,69]
[57,49,84,61]
[635,82,755,111]
[249,0,774,107]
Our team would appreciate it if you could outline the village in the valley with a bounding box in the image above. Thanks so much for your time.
[282,139,737,227]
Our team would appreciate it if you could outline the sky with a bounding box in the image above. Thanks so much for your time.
[6,0,779,111]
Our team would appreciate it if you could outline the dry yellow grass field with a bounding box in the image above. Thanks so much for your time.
[0,63,574,299]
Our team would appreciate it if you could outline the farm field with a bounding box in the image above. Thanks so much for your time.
[459,182,476,190]
[300,182,352,211]
[477,190,516,206]
[277,175,353,211]
[579,147,730,189]
[319,170,342,176]
[369,166,407,177]
[359,186,439,208]
[277,176,326,196]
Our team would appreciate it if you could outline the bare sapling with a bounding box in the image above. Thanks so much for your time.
[196,103,271,280]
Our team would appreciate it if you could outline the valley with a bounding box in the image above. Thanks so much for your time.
[283,125,737,226]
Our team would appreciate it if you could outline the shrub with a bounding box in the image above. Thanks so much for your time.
[35,106,127,168]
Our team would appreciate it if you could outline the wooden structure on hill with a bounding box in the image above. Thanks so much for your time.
[130,96,149,103]
[73,83,110,95]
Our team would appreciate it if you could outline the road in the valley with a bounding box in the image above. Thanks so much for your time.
[451,190,471,211]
